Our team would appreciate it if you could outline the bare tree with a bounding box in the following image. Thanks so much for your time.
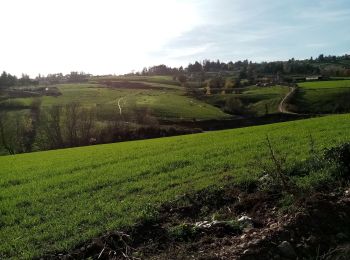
[40,105,63,149]
[65,102,80,146]
[0,112,15,154]
[0,112,26,154]
[23,98,42,152]
[79,107,96,145]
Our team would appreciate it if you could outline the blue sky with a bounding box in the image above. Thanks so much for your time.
[157,0,350,63]
[0,0,349,76]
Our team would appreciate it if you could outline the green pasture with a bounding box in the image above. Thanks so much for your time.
[0,83,230,120]
[1,114,350,258]
[299,80,350,89]
[205,85,289,115]
[289,80,350,113]
[92,75,180,86]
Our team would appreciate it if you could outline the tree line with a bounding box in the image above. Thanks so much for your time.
[0,71,91,89]
[2,54,349,90]
[0,102,198,155]
[137,54,350,78]
[0,72,38,89]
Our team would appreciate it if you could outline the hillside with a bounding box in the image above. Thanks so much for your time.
[204,85,290,116]
[288,80,350,114]
[0,82,230,121]
[1,114,350,258]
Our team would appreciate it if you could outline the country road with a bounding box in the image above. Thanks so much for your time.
[278,87,296,114]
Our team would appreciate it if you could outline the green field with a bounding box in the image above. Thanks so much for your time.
[1,114,350,258]
[205,85,289,115]
[1,83,230,120]
[288,80,350,113]
[91,75,180,86]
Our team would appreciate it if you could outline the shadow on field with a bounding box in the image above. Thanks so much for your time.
[161,113,313,132]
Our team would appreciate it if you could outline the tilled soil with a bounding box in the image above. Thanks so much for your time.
[49,186,350,260]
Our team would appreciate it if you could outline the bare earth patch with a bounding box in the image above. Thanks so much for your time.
[50,185,350,260]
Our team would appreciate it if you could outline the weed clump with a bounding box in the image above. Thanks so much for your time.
[257,137,350,202]
[325,142,350,179]
[168,223,199,241]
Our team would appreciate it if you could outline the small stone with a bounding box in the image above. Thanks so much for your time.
[239,243,247,248]
[248,239,261,246]
[259,174,270,181]
[296,243,303,248]
[238,215,252,222]
[277,241,297,259]
[243,249,253,255]
[243,227,253,233]
[240,234,247,239]
[80,247,85,252]
[270,223,278,229]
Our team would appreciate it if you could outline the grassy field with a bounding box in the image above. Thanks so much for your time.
[91,75,180,86]
[205,85,289,115]
[288,80,350,113]
[0,83,230,120]
[1,114,350,258]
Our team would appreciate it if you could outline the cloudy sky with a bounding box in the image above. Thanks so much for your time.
[1,0,350,76]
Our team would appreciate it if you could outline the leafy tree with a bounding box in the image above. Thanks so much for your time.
[178,74,187,87]
[0,71,17,88]
[224,97,244,114]
[187,61,202,73]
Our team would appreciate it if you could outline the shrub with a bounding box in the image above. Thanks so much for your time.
[325,142,350,179]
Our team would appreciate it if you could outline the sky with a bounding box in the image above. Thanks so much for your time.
[1,0,350,77]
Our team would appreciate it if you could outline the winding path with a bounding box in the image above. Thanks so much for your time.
[117,97,124,115]
[278,87,297,114]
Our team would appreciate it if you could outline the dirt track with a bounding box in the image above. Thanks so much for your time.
[278,87,296,114]
[117,97,124,115]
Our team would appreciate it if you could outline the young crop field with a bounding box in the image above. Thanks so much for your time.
[1,114,350,258]
[92,75,180,86]
[288,80,350,113]
[0,83,230,121]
